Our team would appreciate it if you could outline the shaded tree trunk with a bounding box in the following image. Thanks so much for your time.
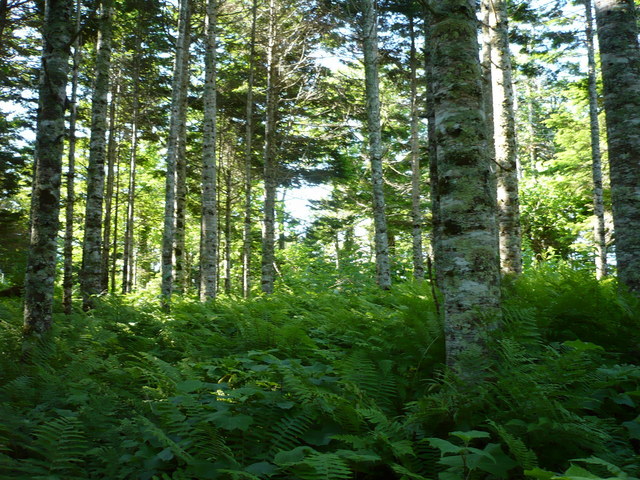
[488,0,522,275]
[81,0,113,310]
[200,0,218,300]
[242,0,257,298]
[585,0,607,279]
[224,162,232,294]
[594,0,640,293]
[23,0,73,334]
[429,0,501,372]
[361,0,391,289]
[408,14,424,280]
[62,0,81,315]
[110,138,121,293]
[161,0,191,307]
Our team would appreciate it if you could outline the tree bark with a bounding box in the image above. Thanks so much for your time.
[23,0,73,334]
[594,0,640,293]
[224,162,232,294]
[122,67,138,294]
[62,0,81,315]
[585,0,607,279]
[242,0,257,298]
[161,0,191,307]
[200,0,218,300]
[81,0,113,310]
[361,0,391,289]
[261,0,279,294]
[488,0,522,275]
[429,0,501,372]
[408,14,424,280]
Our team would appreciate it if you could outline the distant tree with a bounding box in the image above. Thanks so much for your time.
[23,0,73,334]
[594,0,640,293]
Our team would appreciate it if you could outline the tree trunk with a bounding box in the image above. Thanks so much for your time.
[23,0,73,334]
[242,0,257,298]
[408,15,424,280]
[200,0,218,300]
[101,77,120,292]
[110,138,121,293]
[161,0,191,307]
[361,0,391,289]
[429,0,501,373]
[585,0,607,279]
[81,0,113,310]
[594,0,640,293]
[62,0,81,315]
[261,0,279,294]
[224,162,232,294]
[488,0,522,275]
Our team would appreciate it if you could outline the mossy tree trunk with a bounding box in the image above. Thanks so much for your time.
[361,0,391,289]
[594,0,640,293]
[429,0,501,372]
[585,0,608,279]
[23,0,73,334]
[200,0,219,300]
[81,0,113,310]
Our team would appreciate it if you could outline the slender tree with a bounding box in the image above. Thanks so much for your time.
[81,0,114,309]
[584,0,607,279]
[62,0,81,315]
[23,0,73,334]
[429,0,501,371]
[361,0,391,289]
[161,0,191,306]
[488,0,522,275]
[200,0,218,300]
[594,0,640,293]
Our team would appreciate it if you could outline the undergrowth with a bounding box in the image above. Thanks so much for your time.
[0,266,639,479]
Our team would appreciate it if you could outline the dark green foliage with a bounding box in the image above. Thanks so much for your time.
[1,267,639,479]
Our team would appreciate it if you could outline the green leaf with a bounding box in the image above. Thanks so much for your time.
[176,379,204,393]
[623,416,640,440]
[245,462,277,476]
[450,430,491,444]
[428,438,463,455]
[273,446,315,466]
[525,468,557,480]
[207,411,254,431]
[156,447,174,461]
[563,465,601,479]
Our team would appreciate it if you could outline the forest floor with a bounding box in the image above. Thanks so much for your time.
[0,265,639,479]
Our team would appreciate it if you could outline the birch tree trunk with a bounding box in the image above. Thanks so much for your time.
[62,0,81,315]
[488,0,522,275]
[81,0,113,310]
[261,0,279,294]
[361,0,391,289]
[585,0,607,279]
[101,78,120,292]
[409,15,424,280]
[430,0,501,372]
[161,0,191,307]
[594,0,640,293]
[23,0,73,334]
[242,0,257,298]
[200,0,218,300]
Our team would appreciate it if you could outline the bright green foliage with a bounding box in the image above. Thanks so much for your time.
[1,266,640,479]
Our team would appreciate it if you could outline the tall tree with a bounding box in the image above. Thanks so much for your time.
[488,0,522,275]
[360,0,391,289]
[200,0,218,300]
[594,0,640,293]
[81,0,114,309]
[584,0,607,279]
[429,0,501,371]
[23,0,73,334]
[62,0,81,315]
[161,0,192,306]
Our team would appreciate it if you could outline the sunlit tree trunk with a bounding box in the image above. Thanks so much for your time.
[242,0,257,298]
[62,0,81,315]
[81,0,113,310]
[23,0,73,334]
[594,0,640,293]
[361,0,391,289]
[430,0,501,372]
[488,0,522,275]
[161,0,191,307]
[585,0,607,279]
[200,0,218,300]
[261,0,279,294]
[409,15,424,280]
[101,77,120,292]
